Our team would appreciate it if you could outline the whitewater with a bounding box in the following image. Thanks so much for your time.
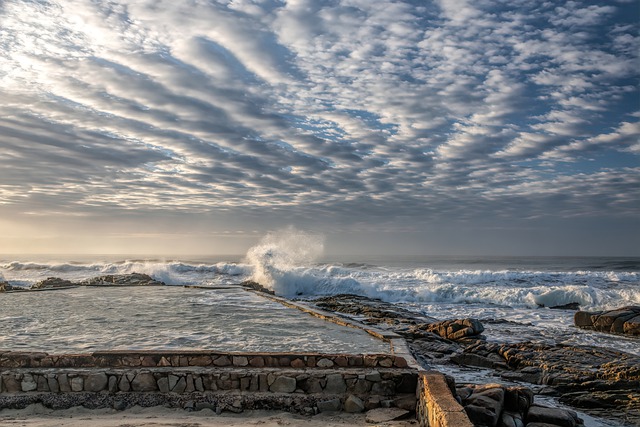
[1,231,639,355]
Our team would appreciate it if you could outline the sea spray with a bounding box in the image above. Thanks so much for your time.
[245,227,325,295]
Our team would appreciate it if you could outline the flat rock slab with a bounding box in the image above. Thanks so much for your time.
[365,407,410,423]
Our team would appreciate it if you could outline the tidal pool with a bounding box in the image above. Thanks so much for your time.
[0,286,389,354]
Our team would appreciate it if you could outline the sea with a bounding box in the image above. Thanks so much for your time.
[1,248,638,355]
[1,235,639,427]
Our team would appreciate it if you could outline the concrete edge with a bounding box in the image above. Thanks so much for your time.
[417,371,473,427]
[243,290,423,371]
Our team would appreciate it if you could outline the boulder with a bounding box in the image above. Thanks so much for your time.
[526,405,582,427]
[461,384,505,427]
[574,306,640,336]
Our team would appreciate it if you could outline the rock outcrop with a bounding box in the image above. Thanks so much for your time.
[309,294,640,426]
[0,281,22,292]
[81,273,164,286]
[1,273,164,292]
[456,341,640,424]
[574,306,640,336]
[457,383,586,427]
[30,277,76,290]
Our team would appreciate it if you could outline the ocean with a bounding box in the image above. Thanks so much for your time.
[1,249,638,355]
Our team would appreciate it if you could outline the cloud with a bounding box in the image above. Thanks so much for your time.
[0,0,638,252]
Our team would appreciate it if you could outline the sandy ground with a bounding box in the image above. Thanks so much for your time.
[0,404,418,427]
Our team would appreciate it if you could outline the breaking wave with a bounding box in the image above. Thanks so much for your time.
[2,246,638,311]
[0,259,248,287]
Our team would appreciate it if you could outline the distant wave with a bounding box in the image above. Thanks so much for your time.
[0,260,250,287]
[2,250,639,311]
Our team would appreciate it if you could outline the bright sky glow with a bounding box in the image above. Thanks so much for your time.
[0,0,638,256]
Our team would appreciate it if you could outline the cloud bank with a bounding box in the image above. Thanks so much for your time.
[0,0,638,254]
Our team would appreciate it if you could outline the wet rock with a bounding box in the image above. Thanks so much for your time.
[526,405,582,427]
[460,384,505,427]
[0,282,21,292]
[82,273,165,287]
[409,318,484,341]
[240,280,275,295]
[504,386,534,414]
[546,302,581,310]
[451,353,496,368]
[312,294,436,327]
[574,306,640,335]
[30,277,75,290]
[501,411,525,427]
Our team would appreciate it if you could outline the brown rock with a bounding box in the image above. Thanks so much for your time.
[575,306,640,336]
[624,315,640,335]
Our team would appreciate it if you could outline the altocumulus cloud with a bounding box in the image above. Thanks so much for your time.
[0,0,638,252]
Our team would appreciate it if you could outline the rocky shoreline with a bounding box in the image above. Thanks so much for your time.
[0,273,164,292]
[309,294,640,427]
[2,277,639,426]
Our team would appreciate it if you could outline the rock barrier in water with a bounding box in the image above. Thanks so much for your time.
[0,273,166,292]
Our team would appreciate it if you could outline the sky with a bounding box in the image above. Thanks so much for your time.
[0,0,639,257]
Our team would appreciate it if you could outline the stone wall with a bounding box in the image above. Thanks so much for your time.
[0,350,409,370]
[0,351,417,415]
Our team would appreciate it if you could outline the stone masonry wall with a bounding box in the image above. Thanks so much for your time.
[0,351,417,414]
[0,350,409,370]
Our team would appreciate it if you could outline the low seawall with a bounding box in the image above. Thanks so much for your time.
[1,350,417,415]
[1,350,473,426]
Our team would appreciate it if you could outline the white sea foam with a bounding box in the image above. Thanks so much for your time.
[0,259,250,287]
[245,227,325,295]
